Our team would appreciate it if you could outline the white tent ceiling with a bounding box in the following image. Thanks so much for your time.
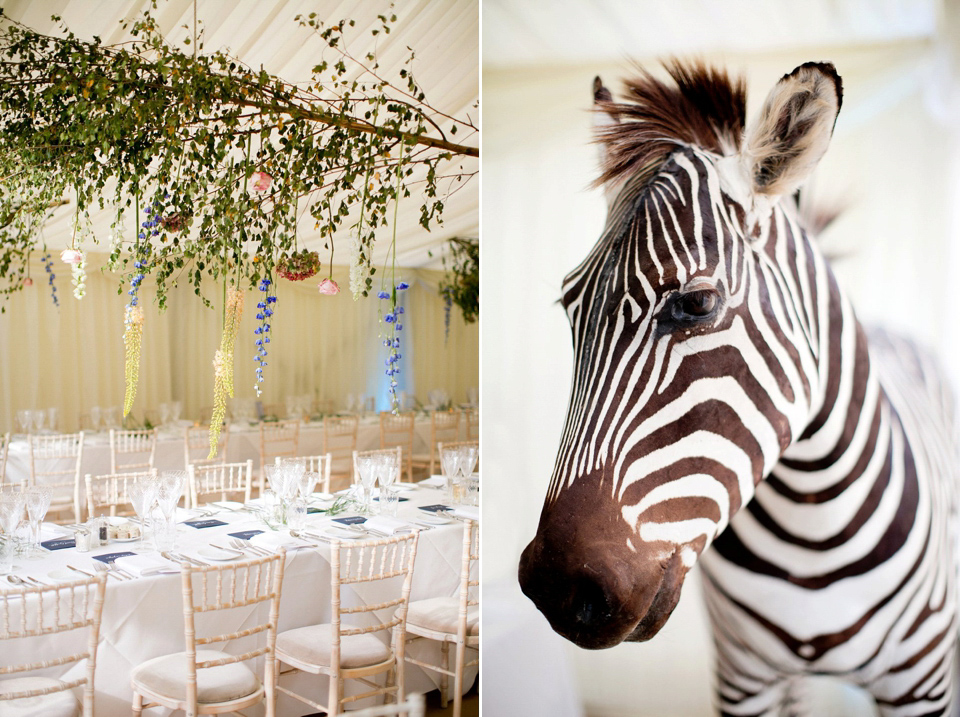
[0,0,479,268]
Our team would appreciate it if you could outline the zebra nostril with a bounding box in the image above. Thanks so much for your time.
[571,577,611,628]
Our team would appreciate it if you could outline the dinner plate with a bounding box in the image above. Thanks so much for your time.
[324,526,366,540]
[112,536,139,543]
[197,546,243,561]
[47,568,80,582]
[417,514,452,526]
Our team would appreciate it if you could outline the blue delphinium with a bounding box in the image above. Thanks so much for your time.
[254,277,276,397]
[380,281,410,412]
[42,253,58,308]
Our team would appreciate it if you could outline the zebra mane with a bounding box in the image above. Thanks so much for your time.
[594,60,747,189]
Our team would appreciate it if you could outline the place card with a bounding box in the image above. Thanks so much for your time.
[228,530,264,541]
[93,551,137,564]
[333,516,367,526]
[40,538,76,551]
[418,504,451,513]
[183,519,228,529]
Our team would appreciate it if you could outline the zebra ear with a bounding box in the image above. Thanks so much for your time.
[593,76,620,204]
[741,62,842,199]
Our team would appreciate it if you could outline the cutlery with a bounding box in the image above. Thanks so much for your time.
[6,575,28,586]
[209,543,244,556]
[291,530,333,544]
[67,565,94,577]
[229,539,271,556]
[92,562,127,581]
[170,551,209,567]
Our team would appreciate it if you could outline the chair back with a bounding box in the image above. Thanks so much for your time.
[189,460,253,508]
[273,453,332,494]
[458,520,480,643]
[428,411,461,475]
[0,574,107,716]
[465,409,478,442]
[330,533,419,672]
[323,416,359,490]
[352,447,403,486]
[379,412,415,482]
[0,432,8,487]
[109,429,157,473]
[28,431,85,523]
[179,552,285,715]
[184,425,229,468]
[258,421,300,494]
[85,469,156,518]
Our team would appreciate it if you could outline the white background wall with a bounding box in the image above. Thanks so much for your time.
[482,2,960,715]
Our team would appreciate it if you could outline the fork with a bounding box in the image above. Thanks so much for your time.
[229,538,271,556]
[92,561,127,581]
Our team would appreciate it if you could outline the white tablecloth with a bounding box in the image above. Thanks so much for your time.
[0,486,477,716]
[4,415,462,485]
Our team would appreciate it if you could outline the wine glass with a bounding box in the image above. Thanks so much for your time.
[0,491,25,572]
[160,471,187,507]
[90,406,102,431]
[297,471,319,500]
[170,401,182,422]
[355,456,378,514]
[23,486,52,558]
[458,445,479,477]
[155,480,183,551]
[31,410,46,433]
[16,410,30,435]
[129,479,159,550]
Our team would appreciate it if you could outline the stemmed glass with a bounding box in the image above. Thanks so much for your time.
[355,456,378,514]
[31,410,46,434]
[16,410,31,435]
[298,471,319,500]
[170,401,182,423]
[440,448,461,503]
[0,491,26,573]
[155,473,185,551]
[23,487,52,558]
[458,445,479,478]
[129,479,160,550]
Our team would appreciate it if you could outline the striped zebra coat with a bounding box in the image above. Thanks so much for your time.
[518,61,960,716]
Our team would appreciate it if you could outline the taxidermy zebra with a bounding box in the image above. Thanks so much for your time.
[518,60,960,716]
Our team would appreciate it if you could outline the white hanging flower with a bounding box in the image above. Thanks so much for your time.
[348,234,363,300]
[71,258,86,300]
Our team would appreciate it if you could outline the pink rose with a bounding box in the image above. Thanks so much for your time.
[60,249,84,265]
[317,278,340,295]
[22,277,33,287]
[251,172,273,192]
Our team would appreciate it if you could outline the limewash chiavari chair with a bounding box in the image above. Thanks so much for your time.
[27,431,85,523]
[275,533,420,716]
[84,469,157,518]
[379,412,415,483]
[131,552,285,717]
[189,460,253,508]
[415,410,461,477]
[464,409,478,442]
[184,424,230,468]
[437,441,480,474]
[0,432,8,486]
[258,420,300,494]
[0,573,107,716]
[324,416,359,491]
[403,520,479,717]
[108,428,157,474]
[274,453,332,494]
[352,447,403,487]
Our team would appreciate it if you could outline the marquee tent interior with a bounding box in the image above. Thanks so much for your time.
[483,1,960,715]
[0,0,479,433]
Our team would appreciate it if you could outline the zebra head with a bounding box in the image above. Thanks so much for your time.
[519,62,843,649]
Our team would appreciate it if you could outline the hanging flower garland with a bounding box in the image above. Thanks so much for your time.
[210,285,243,457]
[253,276,276,397]
[42,253,58,308]
[122,204,155,417]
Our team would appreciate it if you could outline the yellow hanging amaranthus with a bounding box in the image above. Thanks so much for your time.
[209,286,244,458]
[122,305,145,416]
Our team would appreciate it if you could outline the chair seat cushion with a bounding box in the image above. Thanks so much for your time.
[276,623,391,669]
[0,676,79,717]
[406,597,479,636]
[131,649,260,705]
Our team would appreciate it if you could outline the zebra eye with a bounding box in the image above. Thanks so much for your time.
[672,289,719,321]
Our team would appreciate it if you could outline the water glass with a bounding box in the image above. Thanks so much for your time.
[170,401,182,422]
[379,487,400,517]
[287,498,308,530]
[465,476,480,507]
[46,407,59,432]
[24,486,52,558]
[0,491,26,544]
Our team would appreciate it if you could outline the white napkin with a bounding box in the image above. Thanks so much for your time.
[40,524,69,541]
[452,506,480,521]
[115,554,180,577]
[419,476,446,488]
[364,516,415,535]
[250,531,310,551]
